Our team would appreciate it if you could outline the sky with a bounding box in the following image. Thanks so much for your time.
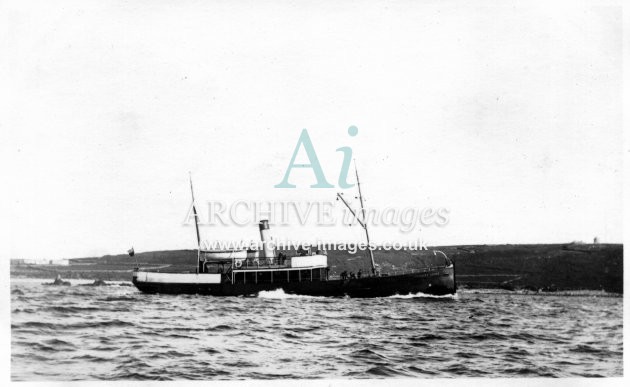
[2,0,624,259]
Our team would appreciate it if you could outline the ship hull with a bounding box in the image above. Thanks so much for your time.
[132,266,455,297]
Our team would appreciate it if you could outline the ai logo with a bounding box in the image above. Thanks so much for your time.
[275,126,358,189]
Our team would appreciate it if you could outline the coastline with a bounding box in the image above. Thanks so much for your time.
[10,243,623,294]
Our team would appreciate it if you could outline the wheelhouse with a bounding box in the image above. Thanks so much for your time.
[198,243,330,285]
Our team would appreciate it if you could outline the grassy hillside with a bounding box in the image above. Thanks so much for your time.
[10,243,623,293]
[446,243,623,292]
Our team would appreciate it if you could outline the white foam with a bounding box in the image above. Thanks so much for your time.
[10,278,134,287]
[388,291,459,299]
[257,288,458,299]
[256,288,324,299]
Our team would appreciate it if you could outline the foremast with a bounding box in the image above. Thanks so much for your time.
[336,161,378,276]
[189,172,202,273]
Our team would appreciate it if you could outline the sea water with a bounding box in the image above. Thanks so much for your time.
[10,278,623,380]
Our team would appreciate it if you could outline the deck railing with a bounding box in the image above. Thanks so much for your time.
[329,264,450,280]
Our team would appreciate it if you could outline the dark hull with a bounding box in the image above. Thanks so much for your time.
[133,266,456,297]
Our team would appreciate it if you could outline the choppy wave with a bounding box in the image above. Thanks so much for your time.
[10,280,623,380]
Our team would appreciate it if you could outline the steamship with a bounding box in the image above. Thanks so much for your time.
[132,169,456,297]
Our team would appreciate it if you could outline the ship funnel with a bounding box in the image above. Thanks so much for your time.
[259,220,275,260]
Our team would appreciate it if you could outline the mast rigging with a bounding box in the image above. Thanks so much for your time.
[336,161,377,276]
